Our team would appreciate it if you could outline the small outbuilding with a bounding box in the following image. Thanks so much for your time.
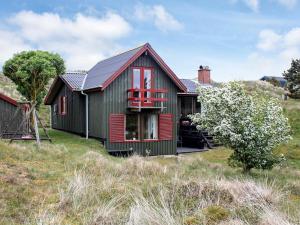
[0,92,28,138]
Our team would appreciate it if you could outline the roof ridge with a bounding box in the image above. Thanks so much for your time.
[64,70,87,75]
[88,43,147,71]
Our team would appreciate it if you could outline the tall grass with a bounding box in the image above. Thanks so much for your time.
[32,152,296,225]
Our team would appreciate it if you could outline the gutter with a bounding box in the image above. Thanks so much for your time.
[81,73,89,139]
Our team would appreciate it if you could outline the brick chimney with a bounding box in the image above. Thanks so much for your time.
[198,65,211,84]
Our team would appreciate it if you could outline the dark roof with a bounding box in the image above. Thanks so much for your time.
[83,43,186,92]
[180,79,199,93]
[61,71,87,91]
[260,76,287,87]
[83,45,144,90]
[45,43,187,104]
[0,92,18,106]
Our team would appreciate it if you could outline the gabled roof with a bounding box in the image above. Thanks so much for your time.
[45,43,187,104]
[0,92,18,106]
[44,71,87,105]
[180,79,199,93]
[61,71,87,91]
[83,45,143,90]
[83,43,187,92]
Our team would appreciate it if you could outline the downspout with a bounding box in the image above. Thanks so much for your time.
[81,73,89,139]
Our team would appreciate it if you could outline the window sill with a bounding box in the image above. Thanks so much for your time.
[125,140,140,142]
[143,139,159,142]
[124,139,159,143]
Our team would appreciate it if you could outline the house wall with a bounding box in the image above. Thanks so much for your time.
[51,84,85,135]
[88,53,179,155]
[0,99,25,137]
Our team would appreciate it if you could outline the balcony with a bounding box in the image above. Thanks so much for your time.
[127,88,168,111]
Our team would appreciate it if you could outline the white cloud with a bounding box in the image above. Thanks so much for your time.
[244,0,259,12]
[0,30,31,65]
[247,27,300,78]
[0,10,132,69]
[230,0,297,11]
[257,29,282,51]
[256,27,300,60]
[134,4,183,32]
[284,27,300,46]
[276,0,297,8]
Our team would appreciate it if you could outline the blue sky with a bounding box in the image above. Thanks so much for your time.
[0,0,300,81]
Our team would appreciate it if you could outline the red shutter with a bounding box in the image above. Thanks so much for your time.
[159,114,173,140]
[63,96,67,115]
[109,114,125,142]
[59,96,62,115]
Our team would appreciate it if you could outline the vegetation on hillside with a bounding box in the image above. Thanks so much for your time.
[0,99,299,225]
[283,59,300,99]
[0,71,299,224]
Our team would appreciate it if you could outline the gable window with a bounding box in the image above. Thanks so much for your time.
[59,96,67,115]
[143,114,158,140]
[126,114,139,140]
[131,67,153,107]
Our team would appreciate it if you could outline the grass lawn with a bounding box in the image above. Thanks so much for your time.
[0,99,299,225]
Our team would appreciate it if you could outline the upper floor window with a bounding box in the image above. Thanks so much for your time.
[132,67,153,106]
[59,96,67,115]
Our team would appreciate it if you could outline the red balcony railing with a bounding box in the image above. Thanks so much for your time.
[127,88,168,110]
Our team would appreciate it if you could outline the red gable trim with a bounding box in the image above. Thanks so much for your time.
[44,76,74,105]
[0,92,18,106]
[101,43,187,92]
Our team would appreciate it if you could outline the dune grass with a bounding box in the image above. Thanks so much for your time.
[0,86,299,224]
[0,118,299,225]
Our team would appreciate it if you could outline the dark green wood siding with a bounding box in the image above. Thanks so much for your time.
[88,91,104,138]
[88,53,179,155]
[51,85,85,134]
[0,99,25,137]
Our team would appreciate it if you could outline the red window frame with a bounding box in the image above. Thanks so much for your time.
[131,67,154,107]
[59,96,67,115]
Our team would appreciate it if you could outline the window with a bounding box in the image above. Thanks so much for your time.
[126,114,139,140]
[131,67,153,106]
[143,114,158,139]
[53,104,58,115]
[59,96,67,115]
[125,114,158,141]
[132,68,141,105]
[143,69,152,103]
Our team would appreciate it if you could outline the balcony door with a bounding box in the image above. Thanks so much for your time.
[132,67,153,107]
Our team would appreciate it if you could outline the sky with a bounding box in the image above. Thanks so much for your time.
[0,0,300,82]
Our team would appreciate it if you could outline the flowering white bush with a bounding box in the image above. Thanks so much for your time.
[190,82,291,172]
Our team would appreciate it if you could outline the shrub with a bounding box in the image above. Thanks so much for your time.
[190,82,291,172]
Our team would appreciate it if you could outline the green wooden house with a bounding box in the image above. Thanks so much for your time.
[45,43,212,155]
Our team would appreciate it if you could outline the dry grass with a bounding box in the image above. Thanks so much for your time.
[28,150,297,225]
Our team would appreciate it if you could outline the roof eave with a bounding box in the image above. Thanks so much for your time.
[0,93,18,106]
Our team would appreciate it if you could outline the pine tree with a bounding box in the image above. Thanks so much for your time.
[283,59,300,99]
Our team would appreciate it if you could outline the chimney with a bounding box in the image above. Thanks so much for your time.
[198,65,211,84]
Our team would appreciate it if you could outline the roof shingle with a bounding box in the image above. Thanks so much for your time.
[60,71,87,91]
[83,45,144,90]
